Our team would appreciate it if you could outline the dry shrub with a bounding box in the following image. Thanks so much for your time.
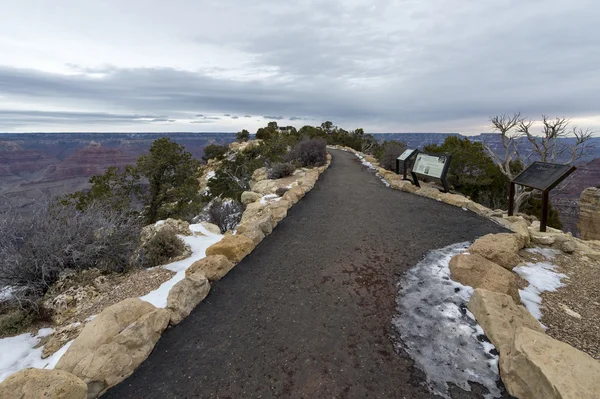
[206,199,243,233]
[0,199,142,308]
[268,162,295,179]
[140,229,186,267]
[287,138,327,167]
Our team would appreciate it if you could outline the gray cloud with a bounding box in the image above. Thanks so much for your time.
[231,116,239,119]
[263,116,285,120]
[1,0,599,133]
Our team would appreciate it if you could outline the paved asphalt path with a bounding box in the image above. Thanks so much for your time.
[106,150,507,399]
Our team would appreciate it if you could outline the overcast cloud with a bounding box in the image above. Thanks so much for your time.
[1,0,599,134]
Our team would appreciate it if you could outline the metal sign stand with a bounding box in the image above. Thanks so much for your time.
[508,162,576,232]
[411,153,452,193]
[396,149,418,181]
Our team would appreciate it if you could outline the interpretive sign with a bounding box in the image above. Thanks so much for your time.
[411,153,452,192]
[508,161,576,232]
[396,149,418,180]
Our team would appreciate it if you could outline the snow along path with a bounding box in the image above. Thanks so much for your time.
[140,223,223,308]
[0,223,222,383]
[105,149,508,399]
[394,243,502,399]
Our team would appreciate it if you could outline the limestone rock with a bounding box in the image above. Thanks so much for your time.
[241,191,262,205]
[465,201,493,217]
[251,167,269,182]
[578,187,600,241]
[0,368,87,399]
[469,233,522,270]
[251,179,279,195]
[364,155,377,163]
[56,298,169,398]
[200,222,221,235]
[240,228,265,246]
[205,234,255,263]
[493,216,531,247]
[140,218,191,245]
[282,186,305,205]
[449,253,521,302]
[553,234,577,254]
[241,202,268,222]
[186,255,234,281]
[266,200,290,228]
[468,289,543,355]
[439,192,471,208]
[236,213,273,236]
[390,179,418,193]
[41,285,101,325]
[167,271,211,325]
[415,186,442,200]
[500,327,600,399]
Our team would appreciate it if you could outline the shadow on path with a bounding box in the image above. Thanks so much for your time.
[105,150,506,398]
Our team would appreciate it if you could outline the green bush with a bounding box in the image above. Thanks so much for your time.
[268,162,295,179]
[141,229,186,267]
[202,144,228,162]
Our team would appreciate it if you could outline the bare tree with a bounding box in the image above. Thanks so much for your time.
[484,113,596,213]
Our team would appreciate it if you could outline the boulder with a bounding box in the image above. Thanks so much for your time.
[469,233,522,270]
[236,213,273,236]
[500,327,600,399]
[449,253,521,302]
[415,186,442,200]
[552,234,577,254]
[0,368,87,399]
[439,192,471,208]
[167,271,211,325]
[240,228,265,246]
[364,155,377,163]
[200,222,221,235]
[241,202,268,223]
[251,179,278,195]
[466,201,493,217]
[266,200,290,228]
[251,167,268,182]
[578,187,600,241]
[468,288,543,356]
[493,216,531,247]
[241,191,262,205]
[282,186,305,205]
[56,298,169,398]
[390,179,418,193]
[205,234,255,263]
[186,255,234,281]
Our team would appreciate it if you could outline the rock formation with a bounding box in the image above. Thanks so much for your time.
[578,187,600,240]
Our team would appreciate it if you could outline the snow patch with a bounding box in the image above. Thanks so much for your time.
[205,170,216,180]
[0,286,14,302]
[514,261,567,321]
[354,153,394,188]
[0,328,74,382]
[140,223,223,308]
[260,194,281,204]
[393,242,502,399]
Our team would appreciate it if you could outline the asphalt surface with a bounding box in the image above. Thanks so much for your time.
[105,150,507,399]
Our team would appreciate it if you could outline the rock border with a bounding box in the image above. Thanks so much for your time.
[329,145,600,398]
[1,153,333,398]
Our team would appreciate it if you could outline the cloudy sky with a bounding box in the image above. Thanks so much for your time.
[1,0,599,134]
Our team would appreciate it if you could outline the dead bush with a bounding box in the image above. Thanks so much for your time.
[0,199,142,308]
[287,138,327,167]
[205,199,243,233]
[268,162,295,179]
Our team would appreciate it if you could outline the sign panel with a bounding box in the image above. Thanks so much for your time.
[413,154,449,179]
[397,148,417,162]
[512,162,576,191]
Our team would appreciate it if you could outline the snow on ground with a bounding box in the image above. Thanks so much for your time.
[393,242,502,399]
[514,258,567,321]
[354,153,391,187]
[139,223,223,308]
[0,222,223,382]
[260,194,281,204]
[0,286,14,302]
[525,247,562,259]
[0,328,74,382]
[205,170,216,180]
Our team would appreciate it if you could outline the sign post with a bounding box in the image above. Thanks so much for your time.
[508,162,577,232]
[411,153,452,193]
[396,149,419,181]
